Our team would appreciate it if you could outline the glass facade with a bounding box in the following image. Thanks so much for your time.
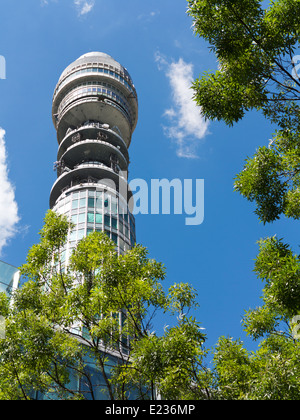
[54,66,137,100]
[30,348,140,400]
[53,186,136,263]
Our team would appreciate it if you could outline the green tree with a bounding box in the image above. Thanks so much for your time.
[212,237,300,400]
[213,334,300,400]
[0,211,209,400]
[187,0,300,399]
[187,0,300,223]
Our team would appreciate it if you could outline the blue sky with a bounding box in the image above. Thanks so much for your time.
[0,0,298,357]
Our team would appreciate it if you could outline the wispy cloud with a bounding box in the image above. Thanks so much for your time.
[0,129,20,255]
[41,0,95,16]
[138,10,160,22]
[155,52,209,158]
[74,0,95,16]
[40,0,58,6]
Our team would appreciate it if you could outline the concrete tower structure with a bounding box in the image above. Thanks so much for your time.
[50,52,138,262]
[28,53,139,400]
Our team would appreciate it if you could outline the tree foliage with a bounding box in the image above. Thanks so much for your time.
[187,0,300,399]
[0,211,208,400]
[208,236,300,400]
[188,0,300,224]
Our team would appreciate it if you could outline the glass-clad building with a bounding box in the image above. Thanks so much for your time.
[0,260,20,297]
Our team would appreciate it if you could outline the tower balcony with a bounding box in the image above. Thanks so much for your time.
[54,97,133,146]
[58,140,129,172]
[58,124,129,160]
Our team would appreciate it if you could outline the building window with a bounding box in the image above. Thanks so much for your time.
[112,233,118,245]
[96,196,102,209]
[111,217,118,230]
[95,213,102,224]
[104,215,110,228]
[79,198,86,208]
[104,196,110,209]
[87,213,95,223]
[78,213,85,223]
[111,196,118,214]
[78,229,85,240]
[69,230,77,241]
[88,197,95,208]
[71,215,78,224]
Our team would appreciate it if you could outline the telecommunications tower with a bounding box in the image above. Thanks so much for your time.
[51,52,138,262]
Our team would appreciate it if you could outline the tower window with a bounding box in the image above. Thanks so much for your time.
[88,198,95,208]
[111,217,118,230]
[104,215,110,227]
[95,214,102,224]
[87,213,95,223]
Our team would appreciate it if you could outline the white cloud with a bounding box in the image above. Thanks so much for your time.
[41,0,95,16]
[155,52,209,158]
[138,10,160,21]
[0,129,20,255]
[74,0,95,16]
[40,0,58,5]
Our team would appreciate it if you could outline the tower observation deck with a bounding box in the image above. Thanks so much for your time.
[50,52,138,260]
